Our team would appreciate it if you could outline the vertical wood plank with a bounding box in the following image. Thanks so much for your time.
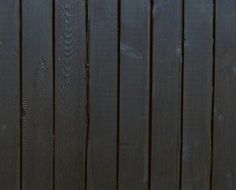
[212,1,236,189]
[151,0,182,189]
[55,0,87,189]
[182,0,213,189]
[87,0,118,189]
[22,1,53,189]
[0,1,20,189]
[119,0,150,189]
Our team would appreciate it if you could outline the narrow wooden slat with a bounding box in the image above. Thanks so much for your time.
[119,0,150,189]
[22,1,53,189]
[182,0,213,189]
[55,0,87,189]
[87,0,118,189]
[151,0,182,189]
[212,1,236,189]
[0,1,20,189]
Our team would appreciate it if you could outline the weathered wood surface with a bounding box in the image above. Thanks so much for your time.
[22,1,53,189]
[212,0,236,189]
[87,0,118,189]
[55,0,87,190]
[181,0,213,189]
[2,0,236,189]
[119,0,150,190]
[0,1,20,189]
[151,0,182,189]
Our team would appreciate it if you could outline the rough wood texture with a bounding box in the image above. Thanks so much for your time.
[119,0,150,189]
[0,1,20,189]
[182,0,213,189]
[3,0,236,189]
[212,1,236,189]
[87,0,118,189]
[55,0,87,189]
[22,1,53,189]
[151,0,182,189]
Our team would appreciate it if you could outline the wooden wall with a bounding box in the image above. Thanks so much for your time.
[0,0,235,189]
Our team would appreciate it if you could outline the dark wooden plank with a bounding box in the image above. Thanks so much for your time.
[0,1,20,189]
[212,1,236,189]
[182,0,213,189]
[55,0,87,189]
[119,0,150,189]
[151,0,182,189]
[87,0,118,189]
[22,1,53,189]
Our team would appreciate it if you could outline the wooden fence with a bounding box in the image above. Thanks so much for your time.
[0,0,235,189]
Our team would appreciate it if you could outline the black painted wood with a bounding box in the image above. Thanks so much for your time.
[0,1,20,189]
[2,0,236,189]
[87,0,118,189]
[119,0,150,189]
[151,0,182,189]
[182,0,213,189]
[22,1,53,189]
[55,0,87,190]
[212,1,236,189]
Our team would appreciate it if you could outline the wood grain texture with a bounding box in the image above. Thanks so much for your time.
[212,1,236,189]
[22,1,53,189]
[0,1,20,189]
[151,0,182,189]
[87,0,118,189]
[119,0,150,189]
[55,0,87,189]
[182,0,213,189]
